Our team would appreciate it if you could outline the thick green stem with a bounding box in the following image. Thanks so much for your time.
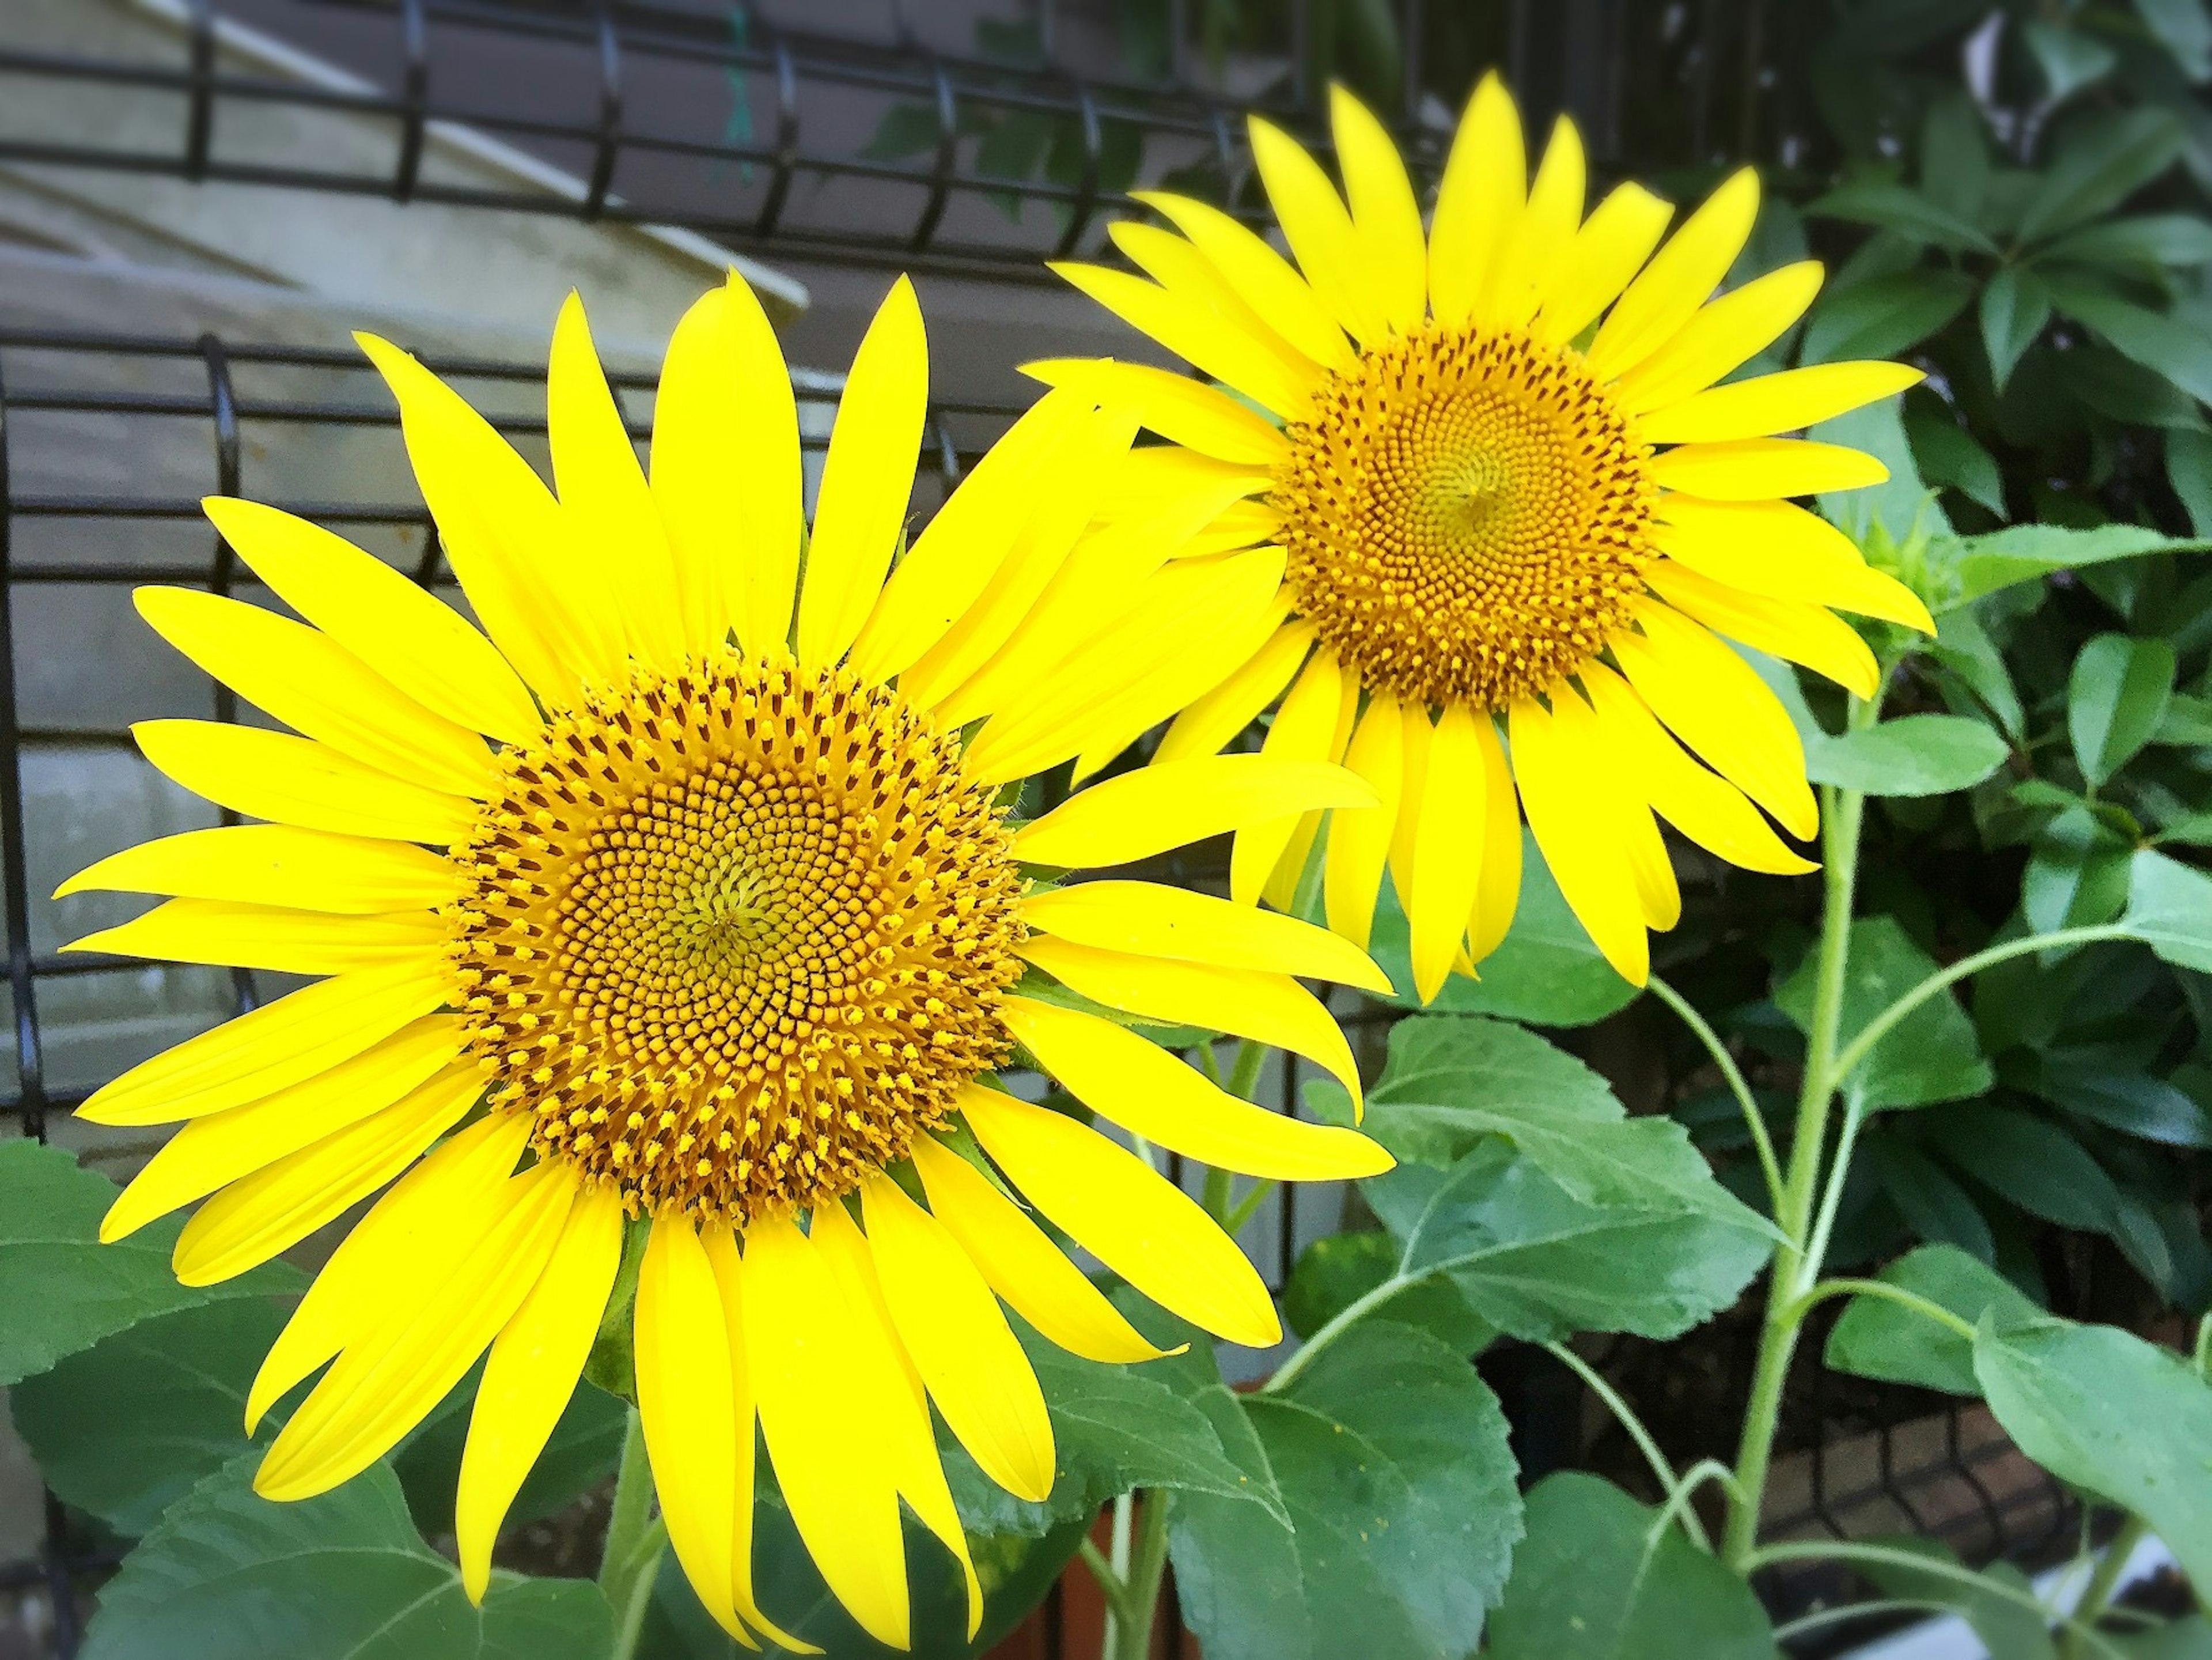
[1112,1492,1173,1660]
[1100,1491,1135,1654]
[1781,1278,1978,1340]
[1648,974,1783,1216]
[600,1409,670,1660]
[1721,691,1878,1568]
[2062,1516,2150,1660]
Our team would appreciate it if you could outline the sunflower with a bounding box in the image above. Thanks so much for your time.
[59,274,1392,1649]
[1040,76,1934,997]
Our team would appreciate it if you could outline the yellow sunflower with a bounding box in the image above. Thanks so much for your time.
[59,274,1391,1648]
[1041,75,1935,997]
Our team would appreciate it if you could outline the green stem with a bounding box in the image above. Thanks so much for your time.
[1648,973,1783,1217]
[1100,1491,1135,1655]
[1800,1091,1868,1282]
[1201,1165,1233,1225]
[600,1409,670,1660]
[1224,1178,1277,1238]
[1077,1538,1140,1629]
[1263,1273,1413,1394]
[2061,1516,2150,1660]
[1721,688,1879,1569]
[1225,1038,1267,1101]
[1818,924,2131,1096]
[1772,1598,1960,1642]
[1542,1341,1681,1497]
[1643,1458,1736,1555]
[1112,1492,1173,1660]
[1745,1541,2128,1659]
[1781,1277,1979,1341]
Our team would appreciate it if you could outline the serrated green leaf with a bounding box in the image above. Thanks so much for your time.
[1806,713,2009,796]
[1976,1317,2212,1600]
[1172,1319,1521,1660]
[80,1458,611,1660]
[1827,1243,2043,1394]
[1775,917,1994,1109]
[1487,1473,1775,1659]
[1282,1231,1494,1354]
[0,1140,301,1387]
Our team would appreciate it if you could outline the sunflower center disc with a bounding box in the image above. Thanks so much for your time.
[1272,323,1658,710]
[448,656,1025,1224]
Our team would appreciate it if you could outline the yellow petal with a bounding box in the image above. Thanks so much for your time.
[1615,262,1826,412]
[1230,647,1347,905]
[456,1184,622,1602]
[1388,700,1432,906]
[635,1217,747,1644]
[1259,808,1325,913]
[1465,716,1521,964]
[1019,933,1359,1108]
[1154,623,1315,765]
[653,273,804,659]
[257,1160,572,1501]
[78,959,450,1126]
[354,334,617,703]
[1125,192,1354,372]
[1050,260,1312,419]
[863,1174,1054,1502]
[56,825,455,913]
[244,1111,529,1434]
[896,401,1134,713]
[1654,496,1934,630]
[1021,357,1288,467]
[1582,661,1815,875]
[908,1136,1167,1364]
[1648,438,1889,499]
[1329,85,1426,337]
[100,1019,464,1243]
[1429,73,1527,327]
[1562,686,1680,931]
[1533,181,1675,347]
[1508,695,1649,985]
[1245,116,1381,347]
[1646,562,1880,699]
[1325,691,1403,952]
[1005,997,1391,1180]
[65,898,445,976]
[172,1061,482,1286]
[743,1215,916,1651]
[1176,497,1285,559]
[1641,362,1927,445]
[201,497,539,746]
[1588,168,1760,378]
[1408,704,1489,1005]
[134,587,493,799]
[959,1083,1281,1347]
[799,277,927,670]
[1612,602,1819,840]
[962,546,1289,785]
[1490,116,1586,328]
[133,719,475,846]
[1108,222,1325,396]
[549,293,685,672]
[1014,754,1375,869]
[1021,879,1391,992]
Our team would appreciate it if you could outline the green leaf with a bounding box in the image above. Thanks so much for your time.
[2024,805,2136,933]
[1805,713,2009,796]
[1370,1141,1774,1343]
[1366,830,1637,1027]
[1826,1243,2042,1395]
[1976,1317,2212,1598]
[1172,1319,1520,1660]
[2123,848,2212,973]
[1775,916,1994,1109]
[1920,92,1991,219]
[2158,693,2212,746]
[1281,1231,1493,1354]
[2135,0,2212,80]
[1800,269,1975,364]
[394,1377,628,1540]
[2046,274,2212,406]
[1855,1537,2055,1660]
[2173,430,2212,537]
[2121,1616,2212,1657]
[1806,181,1997,252]
[81,1458,611,1660]
[1487,1473,1776,1659]
[2018,108,2186,243]
[1936,521,2211,609]
[1866,1139,1995,1261]
[1981,267,2052,394]
[2022,21,2117,106]
[12,1297,289,1537]
[0,1140,301,1387]
[1908,408,2007,516]
[2043,214,2212,270]
[1929,1104,2120,1231]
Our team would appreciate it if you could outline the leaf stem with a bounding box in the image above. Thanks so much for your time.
[1800,1091,1868,1283]
[1262,1273,1412,1394]
[1643,1457,1737,1554]
[1541,1340,1681,1498]
[1647,973,1783,1216]
[1223,1178,1277,1237]
[1780,1277,1979,1341]
[2060,1516,2150,1660]
[1100,1491,1135,1654]
[1077,1538,1139,1629]
[1112,1492,1173,1660]
[1226,1037,1267,1101]
[600,1408,670,1660]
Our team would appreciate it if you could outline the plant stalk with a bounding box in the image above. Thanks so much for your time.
[1112,1492,1173,1660]
[2061,1516,2150,1660]
[600,1408,670,1660]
